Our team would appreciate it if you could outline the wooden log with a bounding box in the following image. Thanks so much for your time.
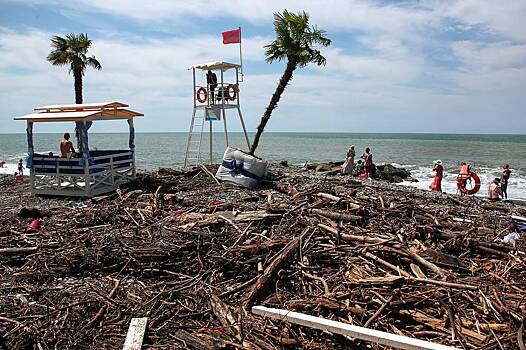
[253,306,459,350]
[308,208,362,222]
[210,295,240,340]
[406,277,478,291]
[404,247,445,277]
[316,192,341,202]
[364,294,396,328]
[399,309,486,343]
[0,247,38,255]
[351,275,405,286]
[232,240,287,254]
[174,330,229,350]
[363,251,411,278]
[123,317,148,350]
[87,278,120,327]
[410,264,426,279]
[245,229,309,308]
[287,298,366,315]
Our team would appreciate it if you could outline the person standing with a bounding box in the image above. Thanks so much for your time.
[430,160,443,192]
[206,70,218,104]
[361,147,373,178]
[488,178,502,202]
[17,159,24,176]
[500,164,511,199]
[60,132,76,158]
[341,145,355,175]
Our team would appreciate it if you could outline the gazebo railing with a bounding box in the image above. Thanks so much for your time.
[31,150,135,196]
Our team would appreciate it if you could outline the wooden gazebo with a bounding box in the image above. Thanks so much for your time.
[14,102,143,197]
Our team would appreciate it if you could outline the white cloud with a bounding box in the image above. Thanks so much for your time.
[451,41,526,70]
[1,1,526,133]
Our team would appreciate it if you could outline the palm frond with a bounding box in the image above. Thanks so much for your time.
[48,32,101,73]
[265,10,331,68]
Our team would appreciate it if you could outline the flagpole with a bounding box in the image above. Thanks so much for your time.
[239,26,243,82]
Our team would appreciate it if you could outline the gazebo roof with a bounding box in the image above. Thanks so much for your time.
[189,61,241,71]
[14,101,143,123]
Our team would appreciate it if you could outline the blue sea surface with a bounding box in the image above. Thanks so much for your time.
[1,132,526,199]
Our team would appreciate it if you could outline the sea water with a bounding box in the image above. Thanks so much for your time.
[1,132,525,200]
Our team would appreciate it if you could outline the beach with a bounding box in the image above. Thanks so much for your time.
[1,164,525,349]
[2,132,526,200]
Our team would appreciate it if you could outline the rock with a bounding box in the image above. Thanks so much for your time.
[18,207,43,219]
[315,164,332,172]
[392,175,404,183]
[376,164,411,183]
[279,160,289,167]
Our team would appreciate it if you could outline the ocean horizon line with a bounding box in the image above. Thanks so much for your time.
[2,131,526,136]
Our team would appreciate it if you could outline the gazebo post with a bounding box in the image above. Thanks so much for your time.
[26,121,35,195]
[127,118,136,178]
[78,121,91,196]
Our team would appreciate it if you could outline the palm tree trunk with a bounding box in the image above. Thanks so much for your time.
[74,68,83,104]
[249,58,297,156]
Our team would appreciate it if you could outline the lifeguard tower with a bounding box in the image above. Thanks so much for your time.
[14,102,143,197]
[184,62,250,167]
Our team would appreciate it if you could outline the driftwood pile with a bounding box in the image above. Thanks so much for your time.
[0,165,525,349]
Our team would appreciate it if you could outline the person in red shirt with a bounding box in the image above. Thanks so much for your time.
[430,160,443,192]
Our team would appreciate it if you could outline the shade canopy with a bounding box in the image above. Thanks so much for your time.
[189,61,240,71]
[14,101,143,123]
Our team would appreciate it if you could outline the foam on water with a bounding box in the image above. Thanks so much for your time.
[399,163,526,201]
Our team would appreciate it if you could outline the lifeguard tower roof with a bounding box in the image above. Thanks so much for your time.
[14,101,143,123]
[189,61,240,71]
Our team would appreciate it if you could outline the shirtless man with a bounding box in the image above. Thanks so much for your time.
[60,132,75,158]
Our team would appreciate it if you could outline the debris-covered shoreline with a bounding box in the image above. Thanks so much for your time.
[1,165,525,349]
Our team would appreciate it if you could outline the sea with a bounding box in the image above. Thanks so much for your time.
[1,132,525,200]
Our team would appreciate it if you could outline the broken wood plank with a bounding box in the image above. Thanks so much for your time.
[123,317,148,350]
[253,305,459,350]
[245,229,309,308]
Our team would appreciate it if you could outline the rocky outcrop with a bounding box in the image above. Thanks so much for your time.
[376,164,416,183]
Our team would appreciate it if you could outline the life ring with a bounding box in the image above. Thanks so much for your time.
[226,84,238,101]
[456,171,481,195]
[196,87,207,103]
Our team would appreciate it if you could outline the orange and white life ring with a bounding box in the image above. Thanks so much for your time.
[196,87,207,103]
[456,171,481,195]
[226,84,238,101]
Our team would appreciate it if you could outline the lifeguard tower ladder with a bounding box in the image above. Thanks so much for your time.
[184,62,250,167]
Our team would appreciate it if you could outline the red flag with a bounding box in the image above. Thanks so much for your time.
[222,28,241,44]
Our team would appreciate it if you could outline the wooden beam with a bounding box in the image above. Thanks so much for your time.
[252,306,458,350]
[123,317,148,350]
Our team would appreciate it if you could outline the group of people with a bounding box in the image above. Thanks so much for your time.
[341,146,373,178]
[488,165,512,201]
[430,160,512,201]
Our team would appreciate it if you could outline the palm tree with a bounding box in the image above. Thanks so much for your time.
[248,10,331,155]
[47,33,102,104]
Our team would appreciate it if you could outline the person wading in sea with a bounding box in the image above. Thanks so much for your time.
[430,160,443,192]
[500,164,511,199]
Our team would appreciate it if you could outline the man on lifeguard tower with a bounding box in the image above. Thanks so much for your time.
[206,70,218,104]
[60,132,76,158]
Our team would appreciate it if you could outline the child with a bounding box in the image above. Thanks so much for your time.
[500,164,511,199]
[18,159,24,176]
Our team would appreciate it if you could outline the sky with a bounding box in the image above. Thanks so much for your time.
[1,0,525,134]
